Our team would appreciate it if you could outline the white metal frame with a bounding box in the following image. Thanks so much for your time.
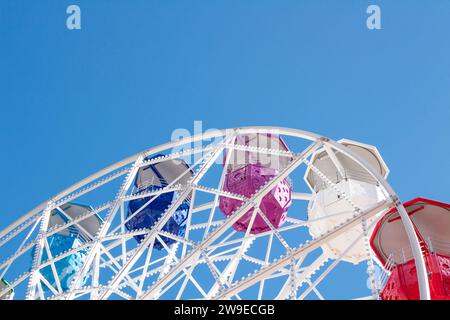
[0,127,429,300]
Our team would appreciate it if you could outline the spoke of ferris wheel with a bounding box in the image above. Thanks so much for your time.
[152,272,187,298]
[98,137,232,300]
[0,215,40,279]
[120,203,126,267]
[43,237,63,294]
[202,135,237,241]
[26,203,53,300]
[291,192,314,201]
[192,206,370,258]
[256,207,291,251]
[171,250,210,299]
[65,154,146,299]
[208,207,296,297]
[38,271,58,297]
[129,252,169,276]
[296,216,381,300]
[257,233,273,300]
[160,266,208,299]
[205,229,237,255]
[362,217,378,299]
[214,199,391,299]
[177,192,312,232]
[36,275,46,300]
[91,245,141,294]
[156,245,209,299]
[151,242,184,298]
[0,213,41,247]
[191,201,214,214]
[155,237,178,279]
[175,251,247,299]
[138,141,322,300]
[206,201,259,298]
[98,246,140,292]
[136,236,155,296]
[0,213,41,249]
[152,238,195,296]
[90,247,101,299]
[222,205,299,297]
[181,189,197,259]
[306,279,325,300]
[275,253,327,300]
[291,254,305,299]
[323,144,346,179]
[175,262,195,299]
[139,207,218,295]
[208,245,245,262]
[203,251,227,292]
[110,188,181,236]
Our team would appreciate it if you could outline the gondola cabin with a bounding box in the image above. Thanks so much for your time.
[34,202,102,292]
[126,155,193,250]
[304,139,389,264]
[370,198,450,300]
[219,134,293,234]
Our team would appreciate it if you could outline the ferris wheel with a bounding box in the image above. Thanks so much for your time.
[0,127,431,300]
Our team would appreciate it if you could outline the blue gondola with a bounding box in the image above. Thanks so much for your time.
[32,202,102,292]
[126,154,193,250]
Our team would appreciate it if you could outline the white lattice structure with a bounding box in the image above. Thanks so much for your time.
[0,127,430,300]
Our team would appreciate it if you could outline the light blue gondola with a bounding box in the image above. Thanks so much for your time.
[32,202,102,292]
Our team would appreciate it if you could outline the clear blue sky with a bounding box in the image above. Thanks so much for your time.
[0,1,449,298]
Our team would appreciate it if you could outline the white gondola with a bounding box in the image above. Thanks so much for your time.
[304,139,389,264]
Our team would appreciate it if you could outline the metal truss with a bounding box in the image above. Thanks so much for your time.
[0,127,430,300]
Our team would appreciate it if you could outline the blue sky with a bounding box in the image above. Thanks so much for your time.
[0,1,449,298]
